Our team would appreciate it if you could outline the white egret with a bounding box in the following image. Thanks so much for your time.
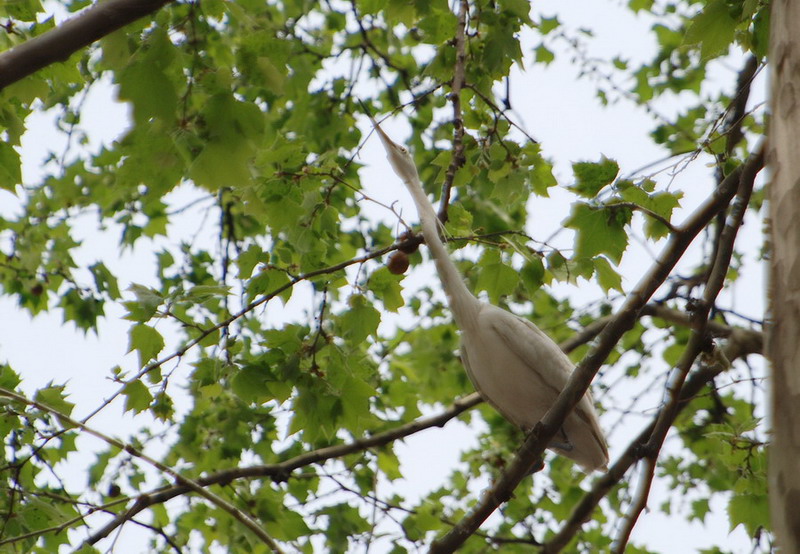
[366,112,609,472]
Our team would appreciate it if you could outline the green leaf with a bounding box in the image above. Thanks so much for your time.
[618,182,681,239]
[491,171,527,203]
[475,249,519,304]
[520,257,545,293]
[124,284,164,322]
[231,366,272,403]
[377,447,403,480]
[237,244,266,278]
[0,364,21,389]
[593,256,623,293]
[563,203,631,263]
[34,385,75,418]
[445,203,473,236]
[128,324,165,368]
[246,267,292,303]
[90,262,121,299]
[339,376,376,433]
[690,498,711,523]
[117,62,177,125]
[684,0,737,59]
[0,141,21,193]
[88,448,118,486]
[183,285,231,302]
[367,267,405,312]
[569,158,619,198]
[662,342,684,366]
[122,380,153,414]
[59,289,104,332]
[339,295,381,345]
[538,16,560,34]
[727,492,769,537]
[534,44,555,65]
[189,141,253,190]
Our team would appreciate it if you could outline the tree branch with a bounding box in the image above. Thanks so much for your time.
[0,387,284,552]
[612,136,761,552]
[437,0,468,224]
[84,392,484,545]
[428,143,766,554]
[0,0,174,91]
[722,54,760,158]
[542,317,763,553]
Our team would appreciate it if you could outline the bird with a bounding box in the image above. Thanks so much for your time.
[365,110,609,472]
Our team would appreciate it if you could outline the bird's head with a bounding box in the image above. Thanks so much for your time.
[366,114,420,185]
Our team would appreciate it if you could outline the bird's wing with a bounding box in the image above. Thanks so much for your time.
[482,305,574,389]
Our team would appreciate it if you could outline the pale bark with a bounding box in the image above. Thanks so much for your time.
[768,1,800,551]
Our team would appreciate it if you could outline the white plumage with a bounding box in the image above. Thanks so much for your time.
[367,112,608,472]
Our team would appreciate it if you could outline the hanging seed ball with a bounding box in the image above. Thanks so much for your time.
[387,251,410,274]
[397,230,421,254]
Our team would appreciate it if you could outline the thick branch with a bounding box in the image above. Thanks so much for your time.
[723,54,759,157]
[429,144,765,554]
[0,0,173,90]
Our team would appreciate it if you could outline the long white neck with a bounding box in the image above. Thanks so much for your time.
[402,176,480,329]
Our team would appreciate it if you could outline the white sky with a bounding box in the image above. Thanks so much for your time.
[4,0,768,552]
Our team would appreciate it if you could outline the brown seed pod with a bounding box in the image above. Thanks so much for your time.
[387,251,410,275]
[397,231,421,254]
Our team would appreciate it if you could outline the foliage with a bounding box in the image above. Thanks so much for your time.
[0,0,769,552]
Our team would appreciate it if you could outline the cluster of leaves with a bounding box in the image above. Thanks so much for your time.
[0,0,769,552]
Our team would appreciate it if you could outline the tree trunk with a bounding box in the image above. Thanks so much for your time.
[768,1,800,551]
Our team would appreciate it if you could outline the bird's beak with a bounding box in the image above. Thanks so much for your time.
[361,104,420,184]
[366,113,402,154]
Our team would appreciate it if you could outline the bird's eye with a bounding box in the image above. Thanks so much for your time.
[398,146,407,154]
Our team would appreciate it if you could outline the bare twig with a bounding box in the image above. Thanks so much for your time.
[437,0,469,224]
[428,144,765,554]
[0,0,174,90]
